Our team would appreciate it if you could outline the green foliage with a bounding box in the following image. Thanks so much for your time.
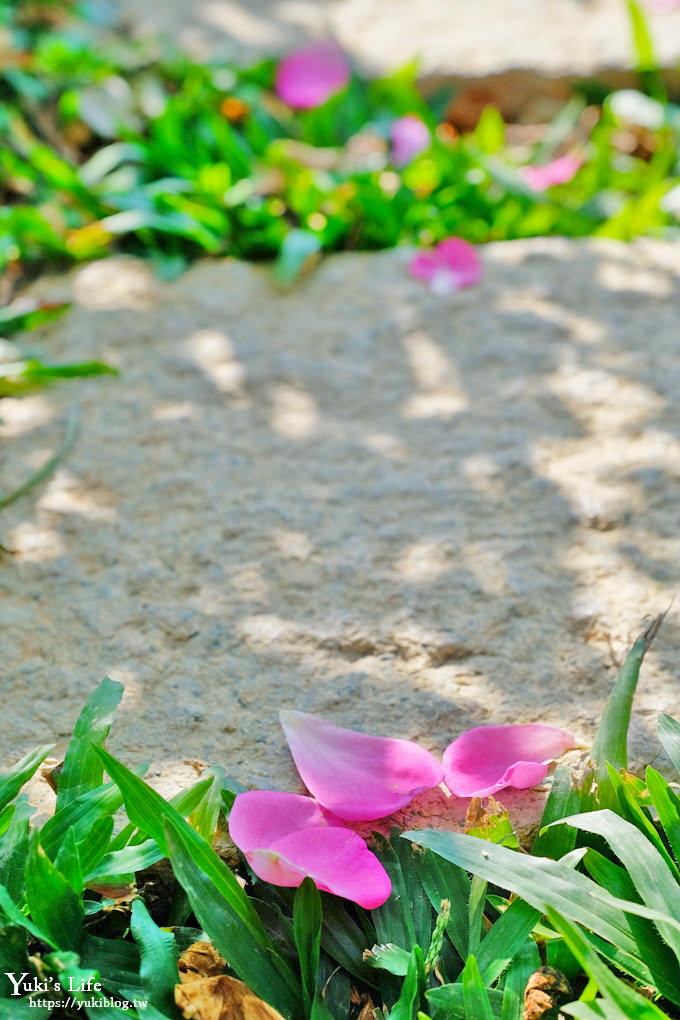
[2,0,680,288]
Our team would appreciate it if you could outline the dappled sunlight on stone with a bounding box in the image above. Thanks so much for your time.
[186,328,247,397]
[269,382,318,438]
[273,529,314,561]
[362,432,409,460]
[497,288,606,345]
[8,521,66,562]
[73,256,156,309]
[153,401,197,421]
[402,330,468,420]
[547,354,664,430]
[597,259,674,297]
[461,541,509,596]
[0,396,54,438]
[37,470,117,523]
[394,539,449,583]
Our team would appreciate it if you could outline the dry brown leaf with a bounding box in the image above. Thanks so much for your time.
[175,975,286,1020]
[178,942,227,983]
[465,795,505,832]
[523,967,571,1020]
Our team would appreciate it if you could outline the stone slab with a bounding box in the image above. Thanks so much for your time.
[2,239,680,820]
[107,0,680,79]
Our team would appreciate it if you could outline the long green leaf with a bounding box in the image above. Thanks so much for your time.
[164,818,301,1019]
[130,898,179,1017]
[548,910,668,1020]
[0,797,33,902]
[57,677,123,809]
[294,878,323,1019]
[645,765,680,865]
[554,809,680,964]
[24,834,84,951]
[0,744,53,812]
[461,955,494,1020]
[404,829,680,1004]
[658,713,680,775]
[590,616,663,787]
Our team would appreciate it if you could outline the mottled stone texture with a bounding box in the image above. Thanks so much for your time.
[2,239,680,819]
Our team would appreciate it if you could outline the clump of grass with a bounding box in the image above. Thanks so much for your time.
[1,617,679,1018]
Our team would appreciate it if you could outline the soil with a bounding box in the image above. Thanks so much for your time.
[2,238,680,825]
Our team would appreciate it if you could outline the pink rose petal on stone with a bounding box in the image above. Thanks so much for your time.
[443,724,574,797]
[409,237,482,295]
[280,710,444,820]
[275,41,350,110]
[520,153,582,192]
[390,115,430,166]
[229,790,391,908]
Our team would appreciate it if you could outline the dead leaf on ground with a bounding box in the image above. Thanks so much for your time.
[178,942,227,983]
[523,967,571,1020]
[175,975,286,1020]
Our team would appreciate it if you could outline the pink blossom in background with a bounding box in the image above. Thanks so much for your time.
[443,724,575,798]
[390,115,430,166]
[520,153,583,192]
[646,0,680,9]
[409,237,483,295]
[275,41,350,109]
[280,709,444,820]
[228,790,391,908]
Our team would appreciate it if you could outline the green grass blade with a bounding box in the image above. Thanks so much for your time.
[547,909,669,1020]
[386,946,425,1020]
[556,808,680,964]
[57,677,124,809]
[590,615,664,788]
[0,797,33,903]
[163,817,301,1019]
[413,848,470,961]
[461,955,494,1020]
[294,877,323,1019]
[0,744,53,811]
[645,765,680,864]
[533,766,580,858]
[130,898,180,1017]
[500,940,541,1020]
[427,982,503,1019]
[403,829,680,1003]
[24,834,84,951]
[658,713,680,775]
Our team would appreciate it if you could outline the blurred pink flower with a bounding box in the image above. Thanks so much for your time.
[280,709,444,820]
[228,790,391,908]
[275,41,350,110]
[409,237,483,295]
[443,724,575,798]
[390,114,430,166]
[520,153,583,192]
[646,0,680,9]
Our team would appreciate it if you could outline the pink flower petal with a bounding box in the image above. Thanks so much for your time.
[520,153,582,192]
[275,41,350,110]
[229,790,391,908]
[443,724,574,797]
[280,710,444,820]
[408,237,482,294]
[390,115,430,166]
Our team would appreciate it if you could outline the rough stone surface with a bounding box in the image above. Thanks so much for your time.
[3,238,680,822]
[106,0,680,78]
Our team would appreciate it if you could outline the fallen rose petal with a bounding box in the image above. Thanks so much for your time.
[390,114,430,166]
[409,237,482,295]
[520,153,582,192]
[275,41,350,110]
[229,790,391,908]
[280,710,444,820]
[443,724,574,797]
